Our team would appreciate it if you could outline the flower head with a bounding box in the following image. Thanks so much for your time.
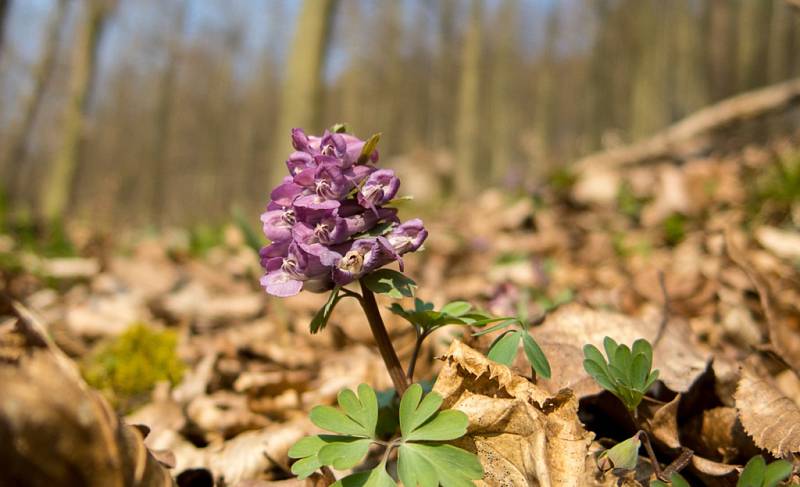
[259,127,426,297]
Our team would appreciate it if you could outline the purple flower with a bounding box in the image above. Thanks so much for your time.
[332,237,400,286]
[259,127,426,298]
[358,169,400,211]
[387,219,427,254]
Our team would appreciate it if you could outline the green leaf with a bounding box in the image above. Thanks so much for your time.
[763,459,793,487]
[602,434,640,470]
[318,438,372,470]
[357,133,382,164]
[405,410,468,442]
[399,383,442,436]
[583,345,608,370]
[336,384,379,438]
[603,337,619,363]
[613,345,633,382]
[398,443,483,487]
[472,318,517,336]
[631,353,650,390]
[289,435,368,479]
[331,123,348,133]
[522,332,551,379]
[738,455,766,487]
[487,331,522,366]
[310,405,370,437]
[310,287,341,334]
[632,339,653,367]
[583,359,617,392]
[291,455,323,479]
[650,481,669,487]
[645,369,660,389]
[333,465,395,487]
[363,269,416,298]
[441,301,472,317]
[668,473,691,487]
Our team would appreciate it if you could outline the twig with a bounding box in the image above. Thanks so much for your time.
[653,271,670,348]
[358,279,409,395]
[639,431,664,480]
[661,448,693,480]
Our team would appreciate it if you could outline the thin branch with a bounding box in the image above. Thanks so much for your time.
[639,431,664,480]
[358,279,409,395]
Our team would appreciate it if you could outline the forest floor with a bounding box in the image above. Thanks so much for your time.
[2,135,800,486]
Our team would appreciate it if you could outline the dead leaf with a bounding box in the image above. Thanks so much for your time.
[735,367,800,456]
[434,340,593,487]
[531,304,710,397]
[683,407,759,464]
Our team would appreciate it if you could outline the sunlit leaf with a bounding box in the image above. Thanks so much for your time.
[363,269,416,298]
[522,332,551,379]
[398,443,483,487]
[487,331,521,366]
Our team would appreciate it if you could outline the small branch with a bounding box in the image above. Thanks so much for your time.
[639,431,664,480]
[406,332,426,381]
[358,279,410,395]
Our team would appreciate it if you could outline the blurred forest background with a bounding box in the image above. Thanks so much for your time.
[1,0,799,229]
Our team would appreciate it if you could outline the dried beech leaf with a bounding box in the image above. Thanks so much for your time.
[735,368,800,456]
[644,395,681,449]
[433,340,593,486]
[531,304,709,397]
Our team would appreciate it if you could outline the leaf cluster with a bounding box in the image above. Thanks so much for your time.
[472,316,551,379]
[583,337,658,412]
[389,299,490,338]
[289,383,482,487]
[735,455,793,487]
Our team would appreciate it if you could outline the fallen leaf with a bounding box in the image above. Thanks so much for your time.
[433,340,593,487]
[531,304,710,397]
[735,368,800,457]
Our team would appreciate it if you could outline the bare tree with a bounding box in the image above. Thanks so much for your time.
[2,0,68,203]
[454,0,483,195]
[272,0,337,182]
[149,0,186,225]
[40,0,112,223]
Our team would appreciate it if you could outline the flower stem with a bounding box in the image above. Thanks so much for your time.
[358,279,410,395]
[406,332,426,381]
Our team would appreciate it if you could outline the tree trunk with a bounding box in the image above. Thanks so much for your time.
[489,0,518,183]
[454,0,483,195]
[2,0,67,205]
[149,0,186,226]
[0,0,10,63]
[271,0,337,182]
[40,0,111,223]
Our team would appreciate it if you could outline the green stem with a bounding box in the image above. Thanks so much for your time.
[358,279,409,396]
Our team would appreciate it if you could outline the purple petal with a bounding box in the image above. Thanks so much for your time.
[270,180,304,206]
[388,219,428,255]
[260,209,294,242]
[261,270,303,297]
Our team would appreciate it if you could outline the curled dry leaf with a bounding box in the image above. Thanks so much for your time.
[735,367,800,457]
[0,302,175,486]
[531,304,710,397]
[433,340,593,487]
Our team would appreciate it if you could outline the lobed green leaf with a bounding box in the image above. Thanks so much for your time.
[522,332,551,379]
[738,455,766,487]
[363,269,416,298]
[398,443,483,487]
[487,331,522,366]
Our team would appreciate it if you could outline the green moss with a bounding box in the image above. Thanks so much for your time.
[749,151,800,224]
[616,180,649,221]
[82,323,184,411]
[662,212,687,247]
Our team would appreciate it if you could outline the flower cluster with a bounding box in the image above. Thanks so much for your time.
[260,128,427,297]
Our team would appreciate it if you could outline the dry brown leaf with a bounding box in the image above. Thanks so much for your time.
[433,340,593,487]
[683,407,759,463]
[644,395,681,449]
[0,305,175,487]
[735,367,800,456]
[531,304,710,397]
[726,230,800,375]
